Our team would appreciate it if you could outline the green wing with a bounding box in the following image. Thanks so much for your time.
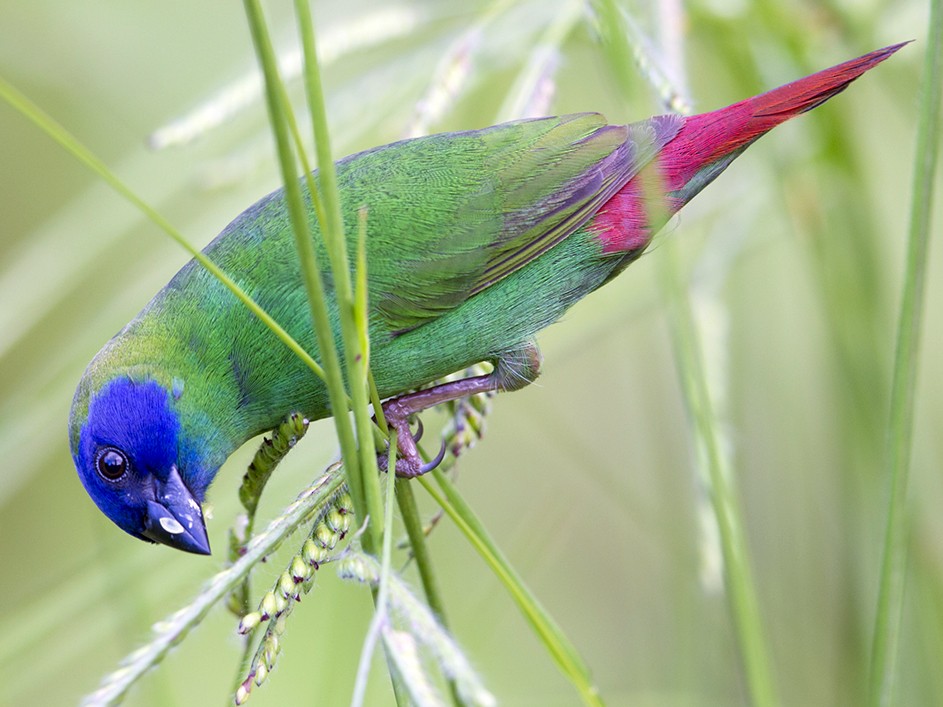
[335,113,679,333]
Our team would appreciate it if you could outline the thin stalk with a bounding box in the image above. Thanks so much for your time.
[356,212,388,450]
[0,75,328,387]
[420,472,602,707]
[396,482,449,624]
[352,438,400,707]
[277,77,326,230]
[379,443,403,698]
[659,250,779,707]
[869,6,943,705]
[396,481,464,706]
[244,7,406,703]
[294,0,385,555]
[369,371,389,434]
[496,0,582,121]
[596,2,779,703]
[241,0,370,534]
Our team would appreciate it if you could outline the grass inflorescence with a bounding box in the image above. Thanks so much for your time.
[235,489,354,704]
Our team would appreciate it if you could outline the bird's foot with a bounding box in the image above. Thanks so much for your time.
[377,373,495,477]
[376,341,543,477]
[378,400,448,477]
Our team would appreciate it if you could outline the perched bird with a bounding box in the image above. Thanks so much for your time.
[70,44,903,555]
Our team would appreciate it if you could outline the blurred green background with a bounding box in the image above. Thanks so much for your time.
[0,0,939,705]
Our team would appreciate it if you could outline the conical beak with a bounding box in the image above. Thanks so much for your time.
[142,465,211,555]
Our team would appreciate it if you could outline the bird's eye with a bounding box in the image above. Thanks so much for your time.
[96,447,129,481]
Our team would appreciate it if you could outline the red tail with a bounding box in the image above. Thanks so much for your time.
[591,43,905,255]
[658,42,908,195]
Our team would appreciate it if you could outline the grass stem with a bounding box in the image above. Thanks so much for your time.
[868,6,943,705]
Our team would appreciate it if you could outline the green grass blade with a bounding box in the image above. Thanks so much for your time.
[659,249,780,707]
[868,5,943,705]
[293,0,385,555]
[242,0,377,542]
[0,74,327,385]
[593,3,780,704]
[396,479,463,706]
[351,438,399,707]
[421,472,603,706]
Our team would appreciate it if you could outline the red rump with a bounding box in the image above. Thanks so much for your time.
[593,42,906,254]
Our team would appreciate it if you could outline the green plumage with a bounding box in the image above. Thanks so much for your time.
[71,114,668,467]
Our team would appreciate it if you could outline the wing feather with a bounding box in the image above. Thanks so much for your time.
[326,113,681,333]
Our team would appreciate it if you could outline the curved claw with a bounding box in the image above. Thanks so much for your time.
[419,439,448,475]
[411,416,424,444]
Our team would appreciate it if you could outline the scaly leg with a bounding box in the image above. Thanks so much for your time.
[381,341,542,477]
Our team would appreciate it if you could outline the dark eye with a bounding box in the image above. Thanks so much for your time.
[96,447,129,481]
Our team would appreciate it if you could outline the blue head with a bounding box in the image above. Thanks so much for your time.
[71,377,212,554]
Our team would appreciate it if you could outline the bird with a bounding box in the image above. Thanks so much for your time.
[69,43,904,555]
